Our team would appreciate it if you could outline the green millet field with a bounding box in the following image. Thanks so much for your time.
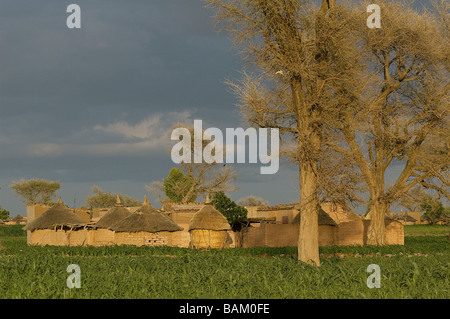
[0,224,448,299]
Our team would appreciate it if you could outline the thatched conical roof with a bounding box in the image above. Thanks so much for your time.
[291,208,337,226]
[110,213,183,233]
[95,195,132,229]
[188,204,231,231]
[135,195,160,214]
[109,196,183,233]
[23,197,86,231]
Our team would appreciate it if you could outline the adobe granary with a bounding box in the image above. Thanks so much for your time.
[188,200,232,250]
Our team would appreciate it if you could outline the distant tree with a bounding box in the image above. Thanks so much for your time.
[0,206,9,220]
[163,168,197,203]
[211,191,248,231]
[146,168,198,204]
[420,196,449,224]
[171,123,237,203]
[395,187,429,213]
[10,179,60,205]
[236,195,269,207]
[86,186,142,208]
[12,214,23,225]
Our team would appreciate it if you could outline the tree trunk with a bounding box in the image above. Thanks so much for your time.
[366,200,387,245]
[290,70,321,266]
[295,0,334,267]
[297,161,320,266]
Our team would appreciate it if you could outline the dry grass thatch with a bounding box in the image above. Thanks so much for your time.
[189,229,231,249]
[95,195,133,229]
[188,204,231,231]
[109,196,183,233]
[23,197,86,231]
[110,212,183,233]
[135,195,160,214]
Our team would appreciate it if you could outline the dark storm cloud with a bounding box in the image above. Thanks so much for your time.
[0,0,245,213]
[0,0,241,160]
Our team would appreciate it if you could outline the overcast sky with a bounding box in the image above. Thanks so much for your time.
[0,0,434,215]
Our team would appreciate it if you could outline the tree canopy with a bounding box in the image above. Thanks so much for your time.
[9,179,61,205]
[85,186,142,208]
[420,196,450,224]
[211,191,248,230]
[0,206,10,220]
[163,168,197,203]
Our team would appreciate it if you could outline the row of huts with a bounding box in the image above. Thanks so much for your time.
[23,196,405,248]
[24,196,232,249]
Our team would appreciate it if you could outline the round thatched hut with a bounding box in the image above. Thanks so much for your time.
[188,203,232,249]
[23,197,87,246]
[95,195,132,228]
[92,195,133,246]
[110,196,183,246]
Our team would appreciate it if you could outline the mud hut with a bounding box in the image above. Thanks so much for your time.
[188,202,232,249]
[23,197,87,246]
[92,195,132,246]
[110,196,183,246]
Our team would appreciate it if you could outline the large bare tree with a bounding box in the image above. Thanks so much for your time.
[206,0,364,266]
[206,0,449,262]
[327,1,449,245]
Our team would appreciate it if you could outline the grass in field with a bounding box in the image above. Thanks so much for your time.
[404,224,449,237]
[0,225,449,299]
[0,224,26,237]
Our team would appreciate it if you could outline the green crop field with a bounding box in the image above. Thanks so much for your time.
[0,225,448,299]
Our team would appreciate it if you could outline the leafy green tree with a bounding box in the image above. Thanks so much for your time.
[211,191,248,230]
[10,179,60,205]
[163,168,197,203]
[0,206,10,220]
[86,186,142,208]
[420,196,448,224]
